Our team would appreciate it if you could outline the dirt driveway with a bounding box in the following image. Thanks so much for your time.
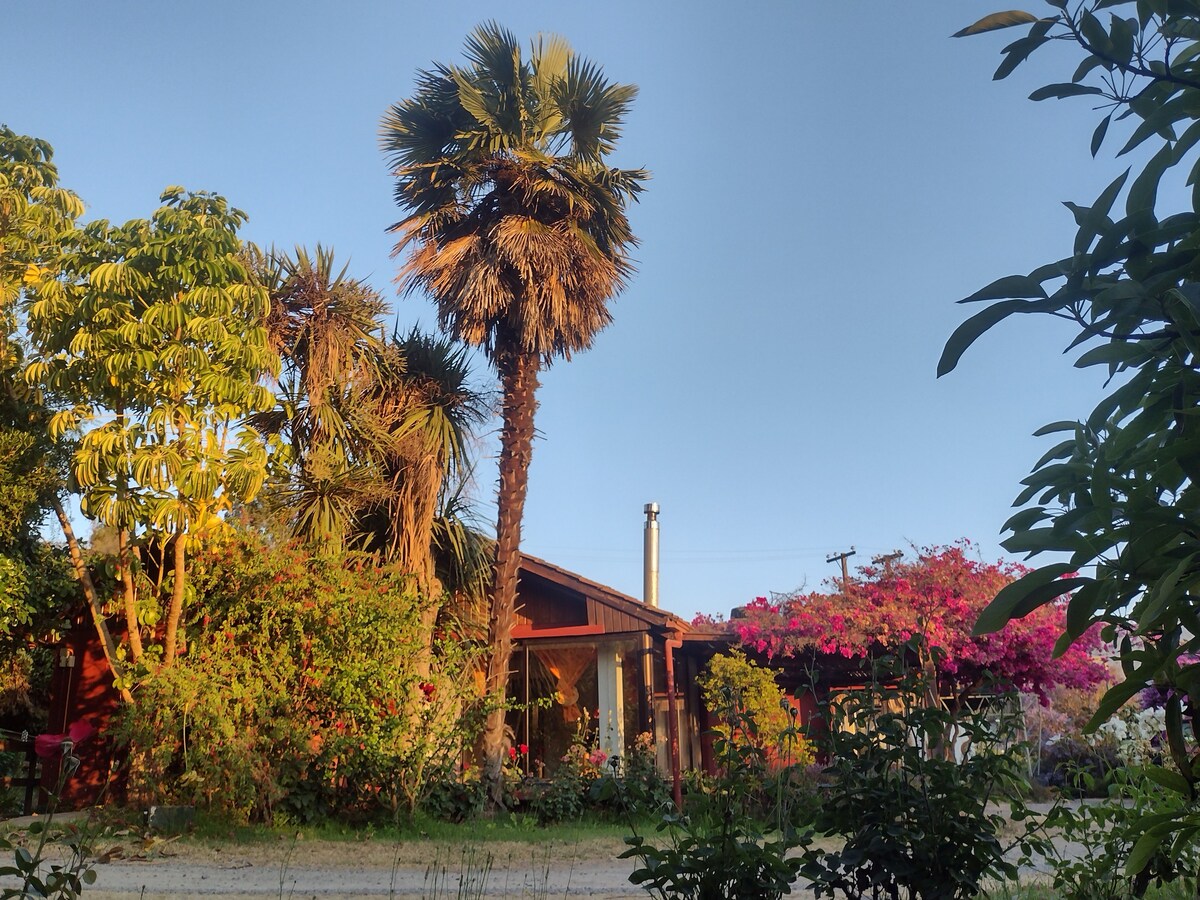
[7,829,660,899]
[4,807,1077,898]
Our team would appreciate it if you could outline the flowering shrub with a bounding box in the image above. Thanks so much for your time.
[531,710,611,823]
[734,543,1109,703]
[617,731,670,814]
[1096,705,1167,768]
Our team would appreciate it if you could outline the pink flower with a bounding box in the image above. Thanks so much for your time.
[35,720,96,760]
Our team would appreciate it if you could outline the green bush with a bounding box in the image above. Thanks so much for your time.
[698,650,812,766]
[799,663,1043,900]
[617,730,671,817]
[114,532,483,823]
[532,712,612,824]
[1037,765,1200,899]
[617,689,805,900]
[421,775,487,824]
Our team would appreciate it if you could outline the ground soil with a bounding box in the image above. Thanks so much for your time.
[1,813,652,898]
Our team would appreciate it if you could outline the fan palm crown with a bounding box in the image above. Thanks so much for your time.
[382,22,647,362]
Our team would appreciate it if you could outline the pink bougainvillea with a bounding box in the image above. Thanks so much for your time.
[731,542,1109,700]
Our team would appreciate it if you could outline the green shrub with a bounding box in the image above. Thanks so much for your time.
[799,662,1043,900]
[114,533,483,823]
[532,711,611,824]
[617,689,805,899]
[698,650,812,766]
[617,730,671,817]
[1036,765,1200,899]
[1038,734,1121,797]
[421,775,487,824]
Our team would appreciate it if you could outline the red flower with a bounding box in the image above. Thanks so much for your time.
[418,681,436,701]
[518,744,528,755]
[508,746,517,761]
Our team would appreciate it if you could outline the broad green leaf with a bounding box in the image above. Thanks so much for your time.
[1135,553,1197,633]
[1088,678,1148,730]
[1091,113,1112,157]
[1061,578,1105,640]
[1074,340,1147,369]
[1078,11,1113,55]
[1126,829,1168,876]
[1033,420,1085,437]
[1127,141,1174,216]
[974,563,1076,634]
[1144,765,1192,796]
[960,274,1050,304]
[953,11,1041,38]
[1029,83,1104,101]
[939,298,1049,377]
[995,33,1051,80]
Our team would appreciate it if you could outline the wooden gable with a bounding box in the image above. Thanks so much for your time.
[512,553,689,639]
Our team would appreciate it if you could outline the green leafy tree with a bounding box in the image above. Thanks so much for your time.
[943,0,1200,879]
[23,188,279,673]
[116,527,484,823]
[382,22,648,803]
[0,127,127,696]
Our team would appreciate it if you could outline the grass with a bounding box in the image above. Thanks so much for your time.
[179,808,633,845]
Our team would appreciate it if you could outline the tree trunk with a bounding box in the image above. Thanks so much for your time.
[52,498,133,704]
[395,447,444,679]
[117,527,144,663]
[162,532,187,667]
[481,348,540,808]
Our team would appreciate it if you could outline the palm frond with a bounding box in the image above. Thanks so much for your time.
[557,57,638,162]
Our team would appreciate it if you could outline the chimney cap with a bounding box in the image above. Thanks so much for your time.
[644,501,659,516]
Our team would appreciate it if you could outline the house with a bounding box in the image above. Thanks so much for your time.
[506,554,718,779]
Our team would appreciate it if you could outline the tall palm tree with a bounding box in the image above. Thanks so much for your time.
[381,22,647,800]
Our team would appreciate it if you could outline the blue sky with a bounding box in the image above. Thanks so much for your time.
[3,2,1138,617]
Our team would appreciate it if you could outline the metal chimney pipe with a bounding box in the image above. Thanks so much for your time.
[643,502,660,607]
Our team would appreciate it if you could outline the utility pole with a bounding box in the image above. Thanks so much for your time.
[874,550,903,575]
[827,547,856,595]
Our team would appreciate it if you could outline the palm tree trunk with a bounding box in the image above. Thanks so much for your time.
[52,498,133,704]
[481,348,539,807]
[162,532,187,667]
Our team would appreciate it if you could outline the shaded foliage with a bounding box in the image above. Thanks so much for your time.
[946,0,1200,877]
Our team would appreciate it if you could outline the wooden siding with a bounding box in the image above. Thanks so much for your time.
[515,578,587,630]
[586,597,651,634]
